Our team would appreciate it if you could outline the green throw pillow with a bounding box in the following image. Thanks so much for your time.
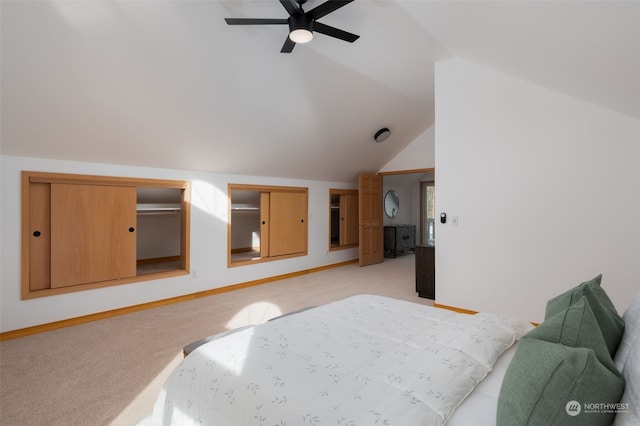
[545,274,624,355]
[497,338,625,426]
[527,297,620,376]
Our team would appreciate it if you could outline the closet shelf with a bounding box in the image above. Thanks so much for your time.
[136,203,181,215]
[231,204,260,212]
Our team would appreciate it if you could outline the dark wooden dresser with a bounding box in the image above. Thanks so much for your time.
[383,225,416,258]
[415,245,435,299]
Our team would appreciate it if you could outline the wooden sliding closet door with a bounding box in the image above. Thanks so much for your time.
[260,192,270,258]
[340,193,359,246]
[28,182,52,291]
[268,191,307,257]
[50,184,137,288]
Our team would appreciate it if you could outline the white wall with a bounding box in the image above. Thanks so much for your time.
[435,58,640,323]
[380,126,436,233]
[380,125,435,173]
[0,155,358,332]
[230,211,260,250]
[136,214,181,259]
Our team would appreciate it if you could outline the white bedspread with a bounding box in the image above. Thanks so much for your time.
[141,295,532,426]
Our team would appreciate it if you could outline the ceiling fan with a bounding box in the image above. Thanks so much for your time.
[225,0,360,53]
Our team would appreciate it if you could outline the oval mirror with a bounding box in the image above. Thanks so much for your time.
[384,190,399,218]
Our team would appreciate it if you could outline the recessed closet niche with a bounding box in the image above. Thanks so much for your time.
[329,189,358,250]
[21,171,190,299]
[229,184,308,266]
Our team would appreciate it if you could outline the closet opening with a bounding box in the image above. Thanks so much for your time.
[136,187,183,275]
[228,184,308,267]
[329,188,359,250]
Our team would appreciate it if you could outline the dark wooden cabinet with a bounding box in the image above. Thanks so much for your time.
[415,245,435,299]
[383,225,415,258]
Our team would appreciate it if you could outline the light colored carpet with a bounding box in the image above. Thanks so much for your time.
[0,254,431,426]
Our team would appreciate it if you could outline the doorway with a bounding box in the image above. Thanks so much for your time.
[381,169,435,248]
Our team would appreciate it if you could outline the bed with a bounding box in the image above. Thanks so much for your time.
[141,294,532,425]
[141,279,639,426]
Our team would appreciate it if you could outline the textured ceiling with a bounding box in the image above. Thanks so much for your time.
[2,1,638,182]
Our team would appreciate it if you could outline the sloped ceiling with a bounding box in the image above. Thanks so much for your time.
[1,1,638,182]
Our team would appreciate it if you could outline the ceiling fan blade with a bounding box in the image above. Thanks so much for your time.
[308,0,355,20]
[313,22,359,43]
[225,18,288,25]
[279,0,299,16]
[281,36,296,53]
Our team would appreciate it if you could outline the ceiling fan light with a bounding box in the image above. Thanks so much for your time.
[289,28,313,44]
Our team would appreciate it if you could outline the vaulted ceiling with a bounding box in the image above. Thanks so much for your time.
[2,1,638,182]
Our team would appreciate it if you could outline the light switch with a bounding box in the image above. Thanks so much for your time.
[452,216,459,226]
